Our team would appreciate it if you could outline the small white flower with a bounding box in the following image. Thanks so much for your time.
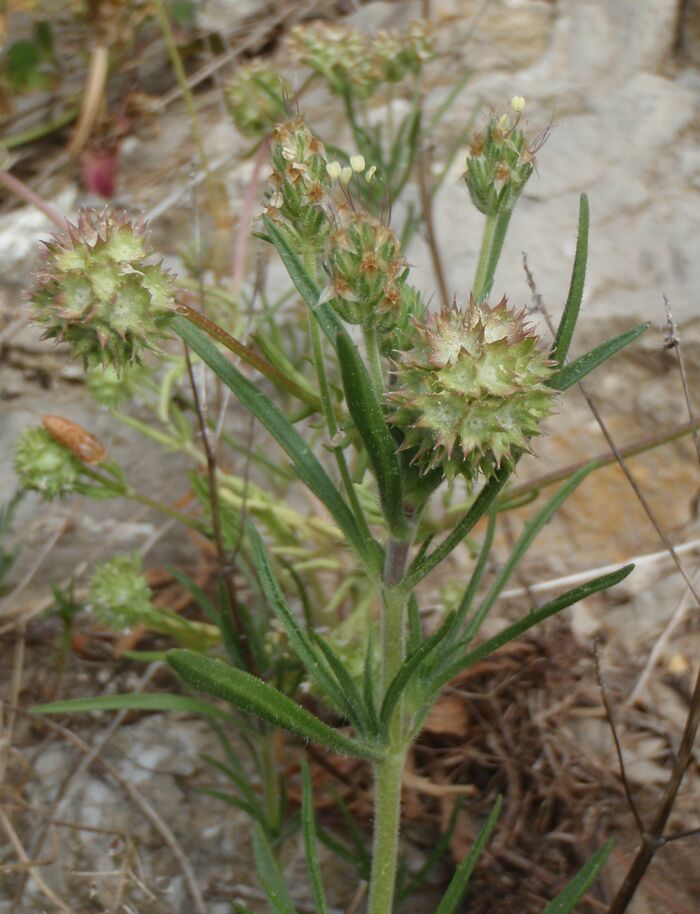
[326,160,343,180]
[340,166,353,185]
[350,154,366,173]
[269,191,283,208]
[365,165,377,183]
[281,145,296,161]
[510,95,526,113]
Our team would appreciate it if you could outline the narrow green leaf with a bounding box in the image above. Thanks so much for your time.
[310,630,372,734]
[247,522,356,722]
[552,194,589,367]
[201,754,264,817]
[363,624,379,733]
[380,611,455,730]
[301,758,329,914]
[173,316,380,576]
[167,567,218,625]
[197,787,260,820]
[435,795,502,914]
[337,331,406,537]
[399,797,464,901]
[464,465,593,644]
[427,565,634,698]
[262,216,342,343]
[549,323,649,392]
[233,903,257,914]
[405,465,511,589]
[252,823,299,914]
[31,693,232,720]
[539,840,613,914]
[167,650,384,760]
[433,509,496,667]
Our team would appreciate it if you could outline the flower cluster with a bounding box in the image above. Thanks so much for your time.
[388,296,556,482]
[287,20,433,99]
[15,426,85,499]
[319,212,407,331]
[264,117,332,250]
[465,97,543,217]
[30,208,177,370]
[224,61,290,137]
[89,552,158,629]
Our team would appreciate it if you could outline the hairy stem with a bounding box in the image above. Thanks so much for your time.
[367,540,412,914]
[473,209,511,302]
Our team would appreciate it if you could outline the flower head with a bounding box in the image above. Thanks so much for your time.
[264,117,332,249]
[465,102,543,217]
[89,552,158,629]
[29,208,177,370]
[319,212,407,330]
[388,296,556,482]
[15,426,85,499]
[225,61,289,137]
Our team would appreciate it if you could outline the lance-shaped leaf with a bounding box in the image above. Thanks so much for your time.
[539,840,613,914]
[301,758,329,914]
[549,323,649,392]
[463,465,593,644]
[167,650,384,761]
[262,216,342,344]
[552,194,589,367]
[422,564,634,710]
[31,692,232,720]
[380,611,455,730]
[252,824,299,914]
[337,331,406,537]
[435,795,502,914]
[247,521,363,728]
[173,315,381,576]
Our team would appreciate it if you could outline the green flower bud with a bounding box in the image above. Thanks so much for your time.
[465,98,543,217]
[225,61,290,137]
[264,117,331,249]
[319,212,407,330]
[89,552,158,629]
[15,426,85,499]
[86,362,151,408]
[388,296,556,483]
[30,208,177,370]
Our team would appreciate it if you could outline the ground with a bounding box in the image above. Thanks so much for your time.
[1,2,700,913]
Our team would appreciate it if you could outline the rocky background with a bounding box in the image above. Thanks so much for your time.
[1,2,700,912]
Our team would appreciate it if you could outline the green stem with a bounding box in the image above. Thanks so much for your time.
[368,750,406,914]
[367,540,412,914]
[362,325,385,396]
[472,209,511,302]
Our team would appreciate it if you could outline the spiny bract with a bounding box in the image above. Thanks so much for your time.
[388,296,557,483]
[30,208,177,370]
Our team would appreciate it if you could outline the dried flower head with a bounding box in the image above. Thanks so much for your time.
[30,208,177,370]
[89,552,158,629]
[43,415,107,465]
[465,99,543,217]
[388,296,556,482]
[225,61,290,137]
[319,212,407,330]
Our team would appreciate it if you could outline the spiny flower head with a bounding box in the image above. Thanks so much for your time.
[86,361,152,408]
[89,552,158,629]
[465,97,545,217]
[30,208,177,370]
[224,61,290,137]
[15,425,86,499]
[264,117,331,247]
[388,296,556,482]
[319,211,407,330]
